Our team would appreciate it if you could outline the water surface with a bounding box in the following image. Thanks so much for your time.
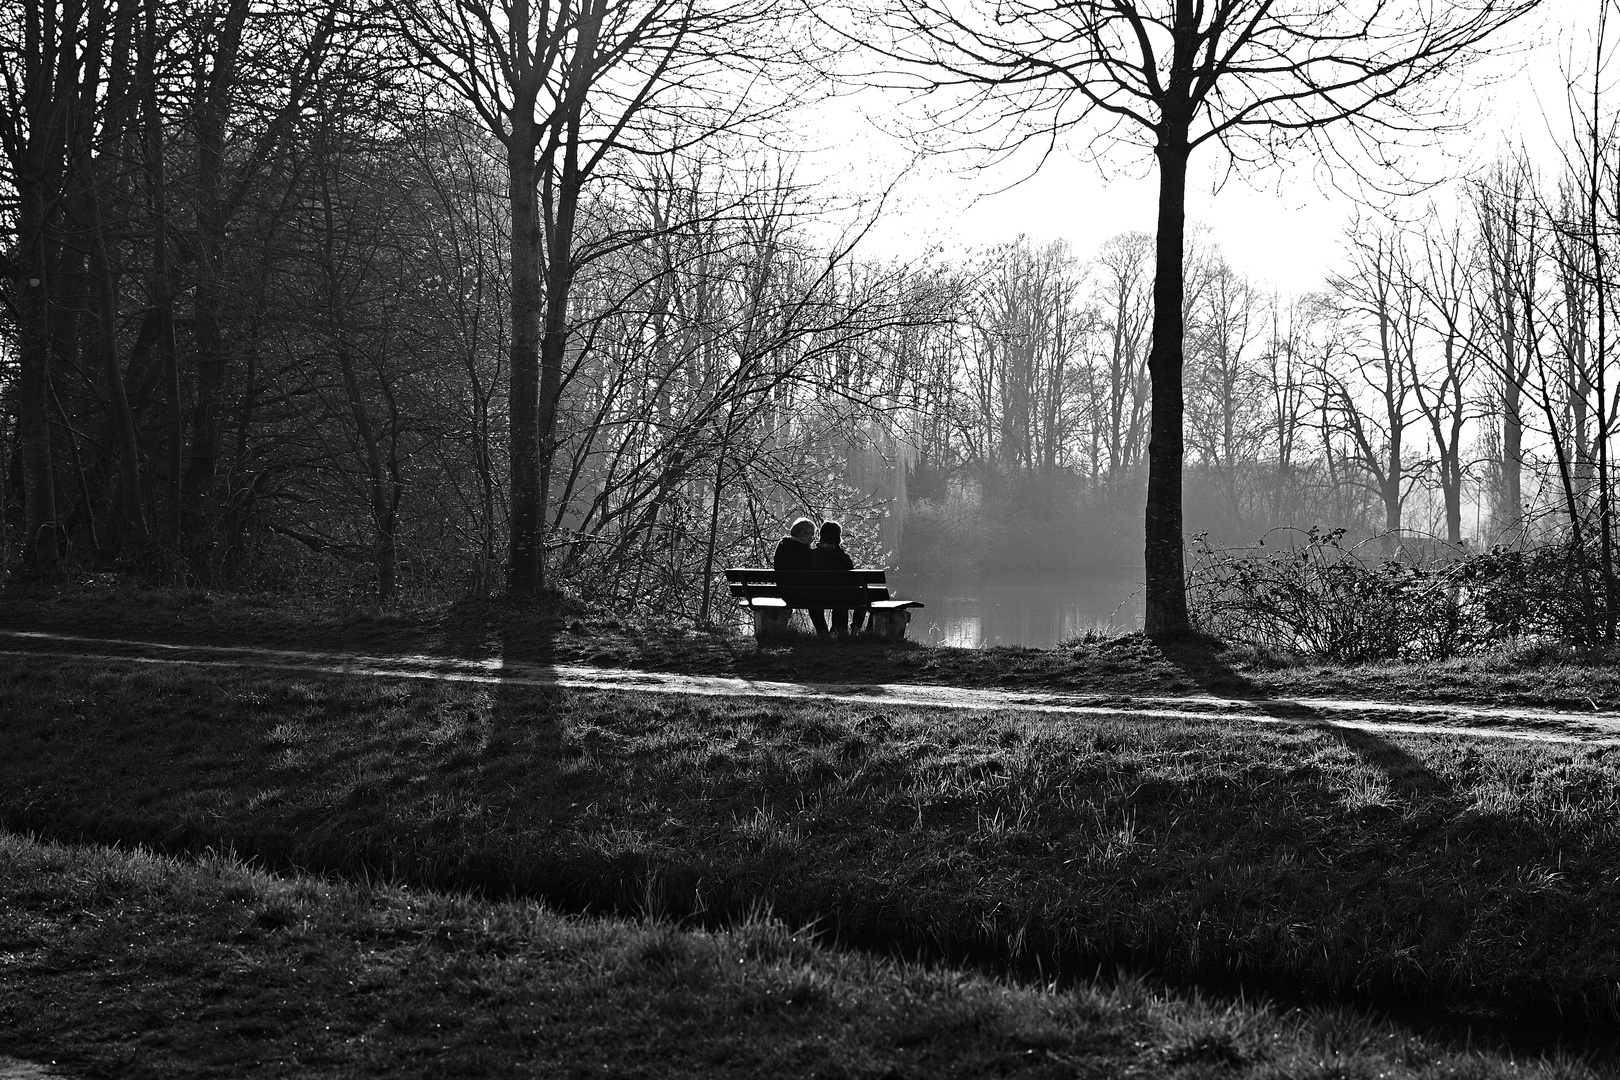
[889,569,1143,649]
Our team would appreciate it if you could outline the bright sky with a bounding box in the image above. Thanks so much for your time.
[798,0,1596,295]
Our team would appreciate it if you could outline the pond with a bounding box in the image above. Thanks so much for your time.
[887,568,1144,649]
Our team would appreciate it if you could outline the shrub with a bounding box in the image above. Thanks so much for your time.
[1188,528,1466,661]
[1450,541,1609,649]
[1189,528,1619,660]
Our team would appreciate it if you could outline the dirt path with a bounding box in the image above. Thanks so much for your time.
[4,629,1618,745]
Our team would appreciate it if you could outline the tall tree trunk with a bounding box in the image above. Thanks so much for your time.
[1444,457,1462,545]
[1143,132,1191,638]
[1590,49,1615,647]
[507,128,543,595]
[86,187,146,539]
[11,0,74,570]
[63,0,144,550]
[1383,467,1402,539]
[15,202,60,570]
[183,0,249,498]
[142,0,181,543]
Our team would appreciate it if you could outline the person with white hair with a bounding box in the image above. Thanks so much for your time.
[772,516,828,636]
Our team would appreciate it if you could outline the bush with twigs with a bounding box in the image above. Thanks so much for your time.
[1189,527,1619,660]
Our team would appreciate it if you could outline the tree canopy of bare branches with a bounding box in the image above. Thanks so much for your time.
[858,0,1543,636]
[399,0,829,596]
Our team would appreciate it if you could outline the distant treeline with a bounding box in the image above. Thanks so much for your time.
[894,148,1620,610]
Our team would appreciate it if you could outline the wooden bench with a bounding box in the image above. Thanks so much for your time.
[725,568,925,640]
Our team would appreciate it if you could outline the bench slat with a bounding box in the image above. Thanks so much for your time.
[738,596,924,610]
[726,568,888,586]
[778,589,877,608]
[729,583,891,600]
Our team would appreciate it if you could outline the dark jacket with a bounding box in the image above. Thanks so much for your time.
[773,536,813,572]
[809,542,854,572]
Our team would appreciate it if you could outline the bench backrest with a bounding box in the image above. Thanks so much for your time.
[725,567,890,609]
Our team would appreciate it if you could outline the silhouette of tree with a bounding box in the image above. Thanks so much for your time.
[863,0,1543,636]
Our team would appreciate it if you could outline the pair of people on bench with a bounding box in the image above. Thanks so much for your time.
[772,517,868,638]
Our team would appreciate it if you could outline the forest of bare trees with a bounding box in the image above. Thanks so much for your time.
[5,0,1620,645]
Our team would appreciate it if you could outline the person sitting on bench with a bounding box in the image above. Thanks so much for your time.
[810,520,865,639]
[772,517,829,637]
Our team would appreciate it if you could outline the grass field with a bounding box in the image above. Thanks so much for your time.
[2,830,1602,1079]
[2,651,1618,1060]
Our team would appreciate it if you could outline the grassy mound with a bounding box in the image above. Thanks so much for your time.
[2,831,1599,1079]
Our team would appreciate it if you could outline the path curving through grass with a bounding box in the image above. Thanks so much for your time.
[2,629,1617,745]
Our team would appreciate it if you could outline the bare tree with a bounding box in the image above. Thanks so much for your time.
[538,154,940,621]
[1407,212,1480,546]
[2,0,86,569]
[1257,292,1323,523]
[964,238,1088,473]
[1089,230,1153,484]
[1185,254,1263,524]
[400,0,819,597]
[407,112,513,595]
[1565,4,1620,642]
[863,0,1542,636]
[1473,155,1539,540]
[1326,222,1419,546]
[178,0,342,501]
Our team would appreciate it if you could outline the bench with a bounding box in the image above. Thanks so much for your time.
[725,568,925,640]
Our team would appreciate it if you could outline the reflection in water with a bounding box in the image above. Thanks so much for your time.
[891,569,1144,650]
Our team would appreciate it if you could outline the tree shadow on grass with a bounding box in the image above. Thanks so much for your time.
[433,589,711,913]
[1158,634,1447,798]
[440,589,568,763]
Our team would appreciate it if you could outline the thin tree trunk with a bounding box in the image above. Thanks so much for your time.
[49,381,99,560]
[15,232,59,569]
[328,267,395,600]
[1144,132,1191,638]
[1539,380,1598,643]
[698,433,727,625]
[1592,58,1616,647]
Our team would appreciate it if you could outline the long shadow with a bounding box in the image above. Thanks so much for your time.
[440,592,569,877]
[1142,637,1620,1058]
[7,614,1620,1061]
[1156,635,1447,798]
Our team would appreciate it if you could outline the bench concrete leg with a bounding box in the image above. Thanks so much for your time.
[751,606,793,639]
[868,609,910,641]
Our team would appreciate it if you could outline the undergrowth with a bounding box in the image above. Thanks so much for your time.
[1188,528,1619,661]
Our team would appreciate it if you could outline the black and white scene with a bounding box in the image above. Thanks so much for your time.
[4,0,1620,1074]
